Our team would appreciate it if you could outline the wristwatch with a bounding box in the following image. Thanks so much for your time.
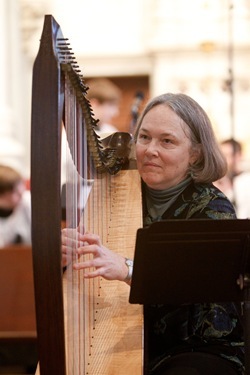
[124,258,133,281]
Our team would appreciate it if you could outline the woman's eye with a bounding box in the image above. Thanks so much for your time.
[138,134,149,141]
[162,138,171,144]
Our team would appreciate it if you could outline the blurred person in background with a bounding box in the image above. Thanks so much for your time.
[214,138,250,218]
[86,77,122,137]
[0,164,31,247]
[220,138,242,180]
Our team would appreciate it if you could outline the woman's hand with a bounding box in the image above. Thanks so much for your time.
[74,232,129,281]
[61,227,85,268]
[62,228,129,282]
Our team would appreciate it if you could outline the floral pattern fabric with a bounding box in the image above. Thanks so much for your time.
[143,182,244,374]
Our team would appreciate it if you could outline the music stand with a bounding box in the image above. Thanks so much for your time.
[129,219,250,374]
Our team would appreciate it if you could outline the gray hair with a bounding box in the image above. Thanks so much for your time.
[134,93,227,184]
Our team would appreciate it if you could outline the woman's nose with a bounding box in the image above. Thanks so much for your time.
[145,140,159,155]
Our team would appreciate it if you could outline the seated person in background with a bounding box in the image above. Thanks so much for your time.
[0,165,31,246]
[86,78,122,137]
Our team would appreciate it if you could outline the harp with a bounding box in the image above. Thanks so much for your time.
[31,15,143,375]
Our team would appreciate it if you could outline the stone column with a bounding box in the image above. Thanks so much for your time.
[0,0,27,174]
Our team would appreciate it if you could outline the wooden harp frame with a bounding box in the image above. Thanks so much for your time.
[31,15,143,375]
[31,15,66,375]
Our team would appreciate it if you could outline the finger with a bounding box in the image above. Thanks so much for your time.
[76,244,99,256]
[61,239,77,251]
[83,269,102,279]
[62,227,85,242]
[73,257,95,270]
[61,244,78,256]
[82,233,101,245]
[73,261,103,278]
[61,228,76,238]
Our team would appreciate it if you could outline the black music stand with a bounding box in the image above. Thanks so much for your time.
[129,219,250,374]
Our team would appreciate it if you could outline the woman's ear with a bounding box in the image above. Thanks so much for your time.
[190,144,202,164]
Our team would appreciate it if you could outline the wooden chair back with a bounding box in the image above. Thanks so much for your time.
[0,245,37,339]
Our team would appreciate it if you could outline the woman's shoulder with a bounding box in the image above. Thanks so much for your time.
[192,182,232,202]
[172,182,236,219]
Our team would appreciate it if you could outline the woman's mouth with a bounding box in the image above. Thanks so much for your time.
[143,162,161,168]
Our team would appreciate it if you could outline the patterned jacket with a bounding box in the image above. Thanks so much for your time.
[142,181,244,374]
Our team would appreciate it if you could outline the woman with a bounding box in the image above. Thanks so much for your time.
[62,93,244,374]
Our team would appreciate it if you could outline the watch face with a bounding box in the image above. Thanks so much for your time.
[126,259,133,267]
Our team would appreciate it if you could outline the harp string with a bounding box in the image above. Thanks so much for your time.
[64,71,107,373]
[64,74,84,373]
[62,71,143,374]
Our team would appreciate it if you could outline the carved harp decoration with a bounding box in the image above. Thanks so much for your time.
[31,15,143,375]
